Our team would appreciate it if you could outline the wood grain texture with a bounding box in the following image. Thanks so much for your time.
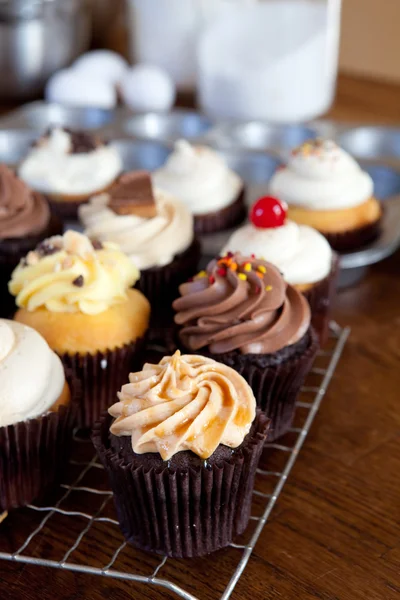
[1,76,400,599]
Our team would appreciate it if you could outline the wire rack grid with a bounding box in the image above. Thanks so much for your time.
[0,322,350,600]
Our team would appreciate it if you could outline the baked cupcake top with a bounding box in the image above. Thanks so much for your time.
[152,140,242,215]
[79,171,194,270]
[0,164,50,240]
[18,127,122,197]
[269,139,374,210]
[173,253,310,355]
[9,230,139,315]
[109,350,256,460]
[222,196,333,285]
[0,319,65,426]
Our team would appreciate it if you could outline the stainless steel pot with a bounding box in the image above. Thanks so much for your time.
[0,0,91,100]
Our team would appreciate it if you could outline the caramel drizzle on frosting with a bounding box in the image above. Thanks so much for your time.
[109,351,256,460]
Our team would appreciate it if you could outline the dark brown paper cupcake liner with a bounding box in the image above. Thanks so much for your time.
[136,238,201,347]
[303,255,340,346]
[0,373,79,511]
[46,181,116,221]
[0,213,63,318]
[47,196,89,221]
[60,338,146,429]
[194,187,247,235]
[92,411,270,558]
[191,329,319,441]
[323,210,382,252]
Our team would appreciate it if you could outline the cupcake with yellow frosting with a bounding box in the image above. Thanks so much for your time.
[0,319,78,511]
[9,231,150,427]
[92,351,270,557]
[269,139,382,252]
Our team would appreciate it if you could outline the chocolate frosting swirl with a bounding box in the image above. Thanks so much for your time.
[173,253,311,354]
[0,165,50,240]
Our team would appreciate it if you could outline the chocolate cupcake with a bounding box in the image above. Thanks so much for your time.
[79,170,200,341]
[223,195,338,345]
[92,351,270,557]
[0,165,62,318]
[269,139,382,252]
[18,127,123,220]
[0,319,78,511]
[173,254,318,440]
[9,231,150,428]
[152,140,246,234]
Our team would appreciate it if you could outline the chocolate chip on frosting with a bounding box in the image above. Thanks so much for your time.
[72,275,84,287]
[108,171,157,218]
[36,239,62,257]
[91,239,104,250]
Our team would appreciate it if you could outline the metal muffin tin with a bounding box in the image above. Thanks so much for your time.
[1,100,400,287]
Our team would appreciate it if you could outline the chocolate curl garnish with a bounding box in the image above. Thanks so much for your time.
[108,171,157,218]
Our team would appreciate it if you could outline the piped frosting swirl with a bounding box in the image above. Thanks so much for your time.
[0,165,50,239]
[269,139,374,210]
[152,140,243,215]
[109,351,256,460]
[0,319,66,426]
[19,127,122,196]
[9,230,139,315]
[173,253,310,354]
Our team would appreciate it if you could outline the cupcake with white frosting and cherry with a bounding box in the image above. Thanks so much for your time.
[152,139,246,234]
[223,195,338,344]
[269,139,382,252]
[0,319,78,511]
[19,127,123,220]
[79,170,201,313]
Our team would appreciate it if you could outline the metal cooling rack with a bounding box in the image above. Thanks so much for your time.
[0,322,350,600]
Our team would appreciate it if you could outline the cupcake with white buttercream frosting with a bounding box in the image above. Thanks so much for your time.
[0,319,77,511]
[79,170,201,311]
[222,195,338,344]
[152,140,246,234]
[19,127,123,220]
[269,139,382,251]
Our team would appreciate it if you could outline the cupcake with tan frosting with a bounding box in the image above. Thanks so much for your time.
[9,230,150,427]
[173,253,318,440]
[0,164,62,316]
[0,319,77,511]
[19,127,123,220]
[79,170,200,337]
[223,195,339,344]
[92,350,270,557]
[269,139,382,251]
[153,140,246,234]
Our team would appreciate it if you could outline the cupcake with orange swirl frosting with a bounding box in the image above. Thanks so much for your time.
[173,253,318,440]
[9,230,150,427]
[92,351,270,557]
[0,164,62,316]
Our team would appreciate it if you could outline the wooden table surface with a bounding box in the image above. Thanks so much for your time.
[1,75,400,600]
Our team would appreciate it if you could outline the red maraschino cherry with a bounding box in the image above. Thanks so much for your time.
[249,196,287,229]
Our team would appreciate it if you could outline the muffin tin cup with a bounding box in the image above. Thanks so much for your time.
[0,213,63,319]
[303,255,340,347]
[0,372,79,512]
[60,338,146,429]
[195,329,319,442]
[193,187,247,235]
[92,411,270,558]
